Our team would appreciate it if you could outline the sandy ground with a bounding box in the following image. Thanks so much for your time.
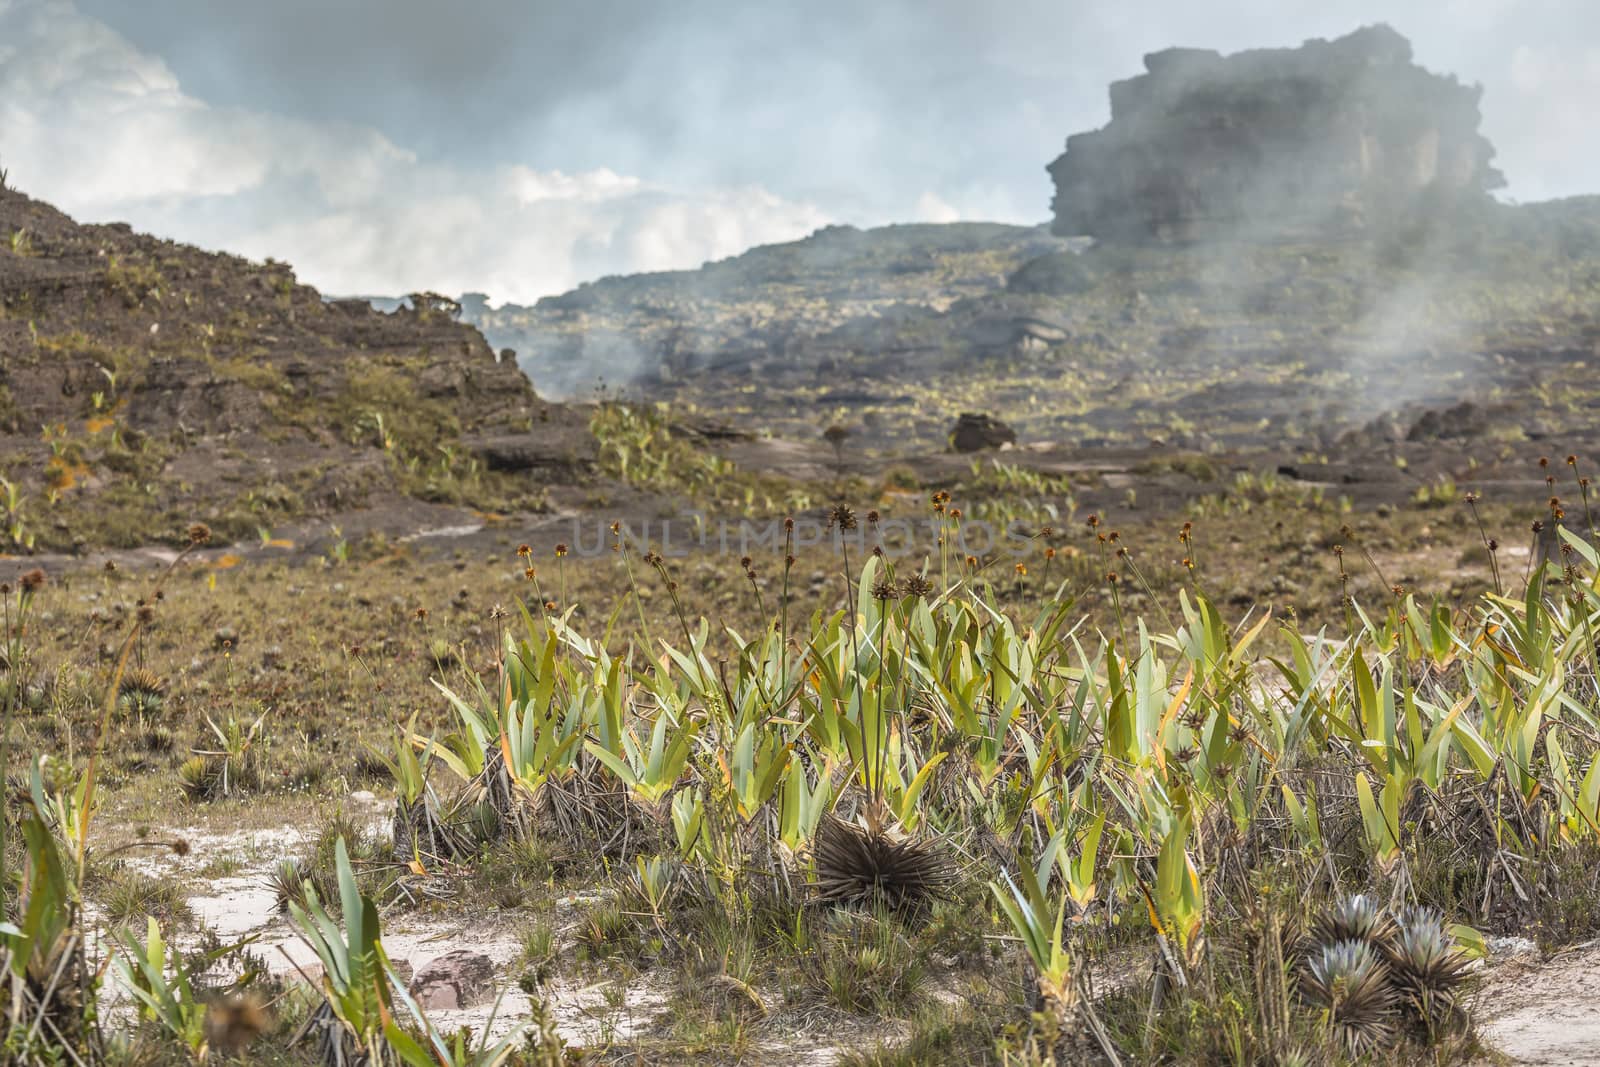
[1475,940,1600,1066]
[97,795,1600,1064]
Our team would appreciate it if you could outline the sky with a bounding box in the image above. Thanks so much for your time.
[0,0,1595,304]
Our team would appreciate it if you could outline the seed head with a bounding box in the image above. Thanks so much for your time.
[554,543,569,558]
[904,573,935,599]
[187,522,212,545]
[517,543,531,558]
[829,504,858,531]
[19,568,46,593]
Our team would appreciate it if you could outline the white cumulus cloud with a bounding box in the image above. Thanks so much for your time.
[0,0,833,303]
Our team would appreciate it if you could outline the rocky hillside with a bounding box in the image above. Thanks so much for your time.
[0,186,589,552]
[467,221,1067,399]
[456,25,1597,457]
[467,198,1600,454]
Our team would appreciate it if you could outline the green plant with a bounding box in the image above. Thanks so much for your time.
[1384,907,1472,1032]
[991,861,1073,1011]
[181,711,267,800]
[0,476,33,550]
[285,837,414,1063]
[372,717,467,866]
[1299,940,1397,1056]
[113,917,213,1060]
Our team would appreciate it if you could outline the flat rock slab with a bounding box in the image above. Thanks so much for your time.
[409,950,496,1010]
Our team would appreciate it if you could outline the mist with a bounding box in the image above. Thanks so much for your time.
[2,0,1598,305]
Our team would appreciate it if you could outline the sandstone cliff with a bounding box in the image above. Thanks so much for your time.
[1048,24,1503,241]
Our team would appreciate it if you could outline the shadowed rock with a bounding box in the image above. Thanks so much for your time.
[949,412,1016,453]
[1048,24,1503,242]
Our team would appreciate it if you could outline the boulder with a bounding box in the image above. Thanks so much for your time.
[949,413,1017,453]
[408,950,494,1011]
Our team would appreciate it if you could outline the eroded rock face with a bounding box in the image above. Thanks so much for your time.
[1048,24,1503,242]
[408,950,495,1010]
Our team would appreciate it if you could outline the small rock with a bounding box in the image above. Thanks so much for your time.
[1485,935,1539,963]
[348,790,378,806]
[408,951,495,1010]
[261,645,284,669]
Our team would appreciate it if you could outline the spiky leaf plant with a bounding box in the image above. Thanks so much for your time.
[373,720,467,867]
[1310,893,1395,951]
[177,754,222,801]
[1299,940,1397,1057]
[812,810,952,916]
[116,666,167,718]
[267,858,309,913]
[1384,907,1472,1031]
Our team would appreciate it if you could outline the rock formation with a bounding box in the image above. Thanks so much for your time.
[0,185,585,549]
[949,413,1016,453]
[1048,24,1503,241]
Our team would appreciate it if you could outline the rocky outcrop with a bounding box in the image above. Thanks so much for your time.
[467,404,598,477]
[949,413,1016,453]
[0,185,570,548]
[1048,25,1503,242]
